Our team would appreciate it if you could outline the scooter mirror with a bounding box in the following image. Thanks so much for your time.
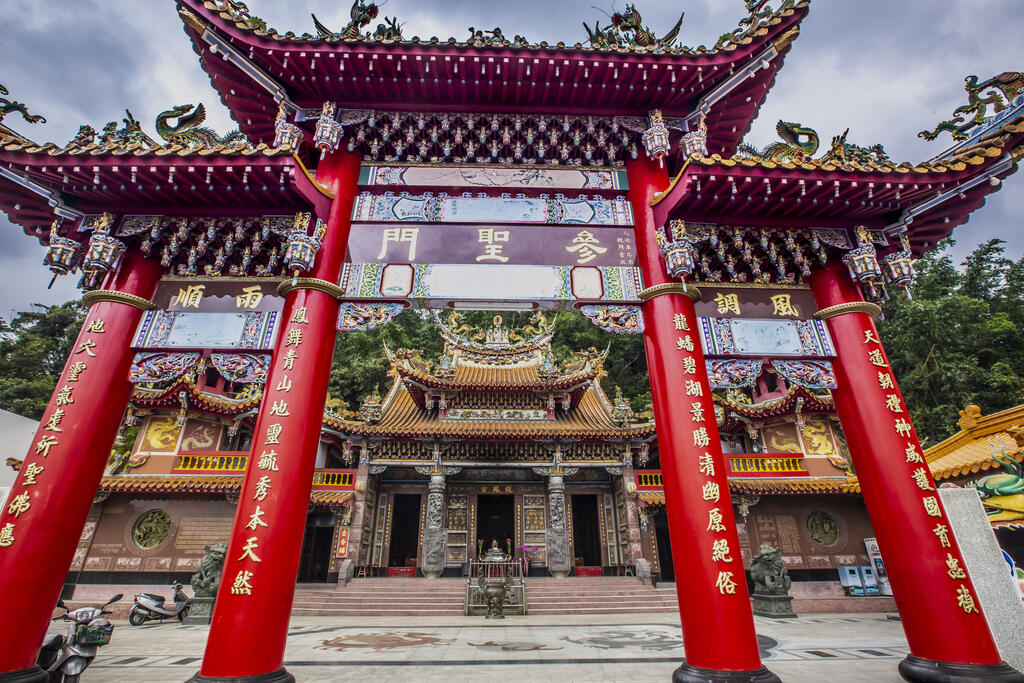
[106,594,124,605]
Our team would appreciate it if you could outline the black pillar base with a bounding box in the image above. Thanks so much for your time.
[0,667,50,683]
[673,662,781,683]
[188,668,295,683]
[898,656,1024,683]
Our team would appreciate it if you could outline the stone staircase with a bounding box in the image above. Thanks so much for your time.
[525,577,679,615]
[291,578,465,617]
[290,576,678,617]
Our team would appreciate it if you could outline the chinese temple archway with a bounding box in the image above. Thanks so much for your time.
[1,1,1023,683]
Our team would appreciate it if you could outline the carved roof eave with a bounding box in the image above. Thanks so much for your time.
[0,137,333,240]
[131,376,263,415]
[177,0,809,153]
[715,385,835,429]
[321,414,658,441]
[653,117,1024,257]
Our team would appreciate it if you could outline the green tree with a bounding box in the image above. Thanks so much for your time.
[0,301,86,419]
[879,239,1024,445]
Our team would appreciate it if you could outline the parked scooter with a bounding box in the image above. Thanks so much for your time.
[37,594,122,682]
[128,582,190,625]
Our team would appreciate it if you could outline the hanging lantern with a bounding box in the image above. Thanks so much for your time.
[272,101,303,151]
[81,213,126,275]
[42,219,81,286]
[681,113,708,158]
[881,233,914,295]
[313,101,342,153]
[282,213,323,275]
[658,220,696,280]
[641,109,671,166]
[842,245,882,284]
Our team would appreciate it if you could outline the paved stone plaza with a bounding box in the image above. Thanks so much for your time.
[70,612,909,682]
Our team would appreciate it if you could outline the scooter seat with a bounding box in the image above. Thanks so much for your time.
[140,593,166,603]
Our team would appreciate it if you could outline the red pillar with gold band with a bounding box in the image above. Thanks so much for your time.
[810,260,1022,682]
[0,250,161,682]
[627,153,777,683]
[193,148,361,683]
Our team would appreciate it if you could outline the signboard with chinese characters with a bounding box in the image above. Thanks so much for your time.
[348,224,636,267]
[133,279,285,350]
[693,284,835,358]
[340,263,643,307]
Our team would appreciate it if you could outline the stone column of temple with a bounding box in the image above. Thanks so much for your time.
[422,473,448,578]
[340,450,372,580]
[0,251,161,682]
[193,148,361,683]
[626,154,778,683]
[619,465,644,565]
[810,260,1022,682]
[546,474,571,578]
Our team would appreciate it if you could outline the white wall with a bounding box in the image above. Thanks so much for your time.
[0,409,39,506]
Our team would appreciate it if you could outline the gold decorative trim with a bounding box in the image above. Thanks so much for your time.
[638,282,701,302]
[773,26,800,51]
[277,277,346,299]
[81,290,157,311]
[292,154,336,199]
[813,301,881,321]
[650,159,692,206]
[692,280,810,291]
[178,6,206,33]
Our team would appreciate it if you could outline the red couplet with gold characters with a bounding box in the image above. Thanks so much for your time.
[0,251,161,677]
[195,149,361,681]
[626,154,777,682]
[810,261,1023,680]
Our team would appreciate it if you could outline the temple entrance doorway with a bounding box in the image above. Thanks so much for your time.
[476,494,515,556]
[571,494,602,568]
[653,509,675,582]
[297,511,335,583]
[388,494,422,569]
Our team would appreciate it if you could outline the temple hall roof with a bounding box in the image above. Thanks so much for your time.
[653,114,1024,256]
[926,404,1024,482]
[177,0,809,155]
[0,133,332,239]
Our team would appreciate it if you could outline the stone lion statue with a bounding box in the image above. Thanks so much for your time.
[190,542,227,598]
[750,544,792,596]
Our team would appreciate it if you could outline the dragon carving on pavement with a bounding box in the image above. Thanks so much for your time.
[584,4,684,50]
[738,120,889,164]
[919,72,1024,141]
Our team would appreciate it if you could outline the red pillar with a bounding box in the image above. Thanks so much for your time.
[810,260,1021,682]
[0,251,161,681]
[194,148,361,683]
[627,155,777,683]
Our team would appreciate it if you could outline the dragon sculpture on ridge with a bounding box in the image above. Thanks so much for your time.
[313,0,402,41]
[584,4,684,50]
[919,71,1024,141]
[155,104,247,147]
[738,120,889,164]
[0,83,46,125]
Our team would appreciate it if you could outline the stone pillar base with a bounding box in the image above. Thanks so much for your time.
[673,662,780,683]
[751,594,796,619]
[549,570,569,578]
[423,570,442,579]
[898,656,1024,683]
[0,667,49,683]
[188,668,295,683]
[182,597,215,625]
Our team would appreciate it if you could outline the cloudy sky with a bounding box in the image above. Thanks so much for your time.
[1,0,1020,318]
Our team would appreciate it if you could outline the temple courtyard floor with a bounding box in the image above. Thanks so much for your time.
[68,610,912,682]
